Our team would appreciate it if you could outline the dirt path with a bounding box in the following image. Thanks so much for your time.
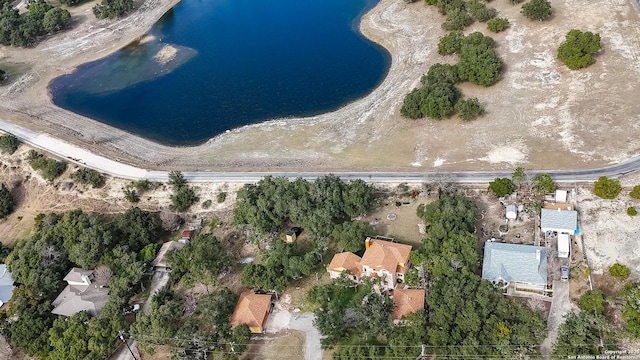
[1,0,640,172]
[265,304,322,360]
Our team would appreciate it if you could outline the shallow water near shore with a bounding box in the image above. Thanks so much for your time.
[50,0,391,146]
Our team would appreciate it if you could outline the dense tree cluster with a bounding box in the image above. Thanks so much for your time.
[620,282,640,337]
[93,0,134,19]
[428,272,546,357]
[166,232,233,285]
[3,208,163,357]
[416,193,478,279]
[402,31,502,120]
[234,175,374,244]
[132,288,251,358]
[0,0,71,47]
[557,29,601,70]
[241,240,320,292]
[552,311,608,356]
[27,150,67,182]
[593,176,621,199]
[70,167,106,188]
[307,277,401,347]
[425,0,496,31]
[0,133,20,154]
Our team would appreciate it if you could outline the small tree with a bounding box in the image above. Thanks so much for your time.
[124,189,140,203]
[455,98,484,120]
[630,185,640,199]
[627,207,637,216]
[0,134,20,154]
[70,168,105,188]
[609,263,631,281]
[171,187,198,212]
[521,0,552,21]
[466,0,496,22]
[593,176,621,199]
[488,177,514,197]
[216,192,227,203]
[168,170,187,190]
[577,289,605,314]
[512,167,526,186]
[0,183,14,218]
[533,173,556,194]
[437,31,465,55]
[557,30,601,70]
[487,17,509,32]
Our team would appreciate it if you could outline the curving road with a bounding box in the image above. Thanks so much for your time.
[1,118,638,183]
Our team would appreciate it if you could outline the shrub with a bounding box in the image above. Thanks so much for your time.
[627,207,637,216]
[557,30,601,70]
[609,263,631,281]
[171,187,198,212]
[442,8,474,31]
[467,0,497,22]
[93,0,134,19]
[124,189,140,203]
[421,63,459,86]
[438,31,465,55]
[202,199,212,209]
[630,185,640,199]
[27,150,66,181]
[455,98,485,120]
[593,176,621,199]
[70,168,105,188]
[521,0,552,21]
[487,17,509,32]
[132,179,152,192]
[0,134,20,154]
[509,0,526,3]
[217,192,227,203]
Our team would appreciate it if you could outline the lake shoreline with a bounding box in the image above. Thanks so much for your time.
[2,0,637,172]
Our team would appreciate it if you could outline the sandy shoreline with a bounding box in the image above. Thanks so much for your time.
[1,0,640,172]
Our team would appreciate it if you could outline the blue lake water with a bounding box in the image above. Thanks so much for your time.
[49,0,391,146]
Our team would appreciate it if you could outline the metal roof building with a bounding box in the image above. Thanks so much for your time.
[541,208,578,235]
[482,242,548,288]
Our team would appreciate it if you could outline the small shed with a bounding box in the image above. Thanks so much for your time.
[506,205,517,220]
[285,227,300,243]
[181,230,194,241]
[555,190,568,203]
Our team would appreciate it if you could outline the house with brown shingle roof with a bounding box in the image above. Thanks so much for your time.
[360,237,412,290]
[327,252,362,281]
[391,288,425,322]
[230,292,273,333]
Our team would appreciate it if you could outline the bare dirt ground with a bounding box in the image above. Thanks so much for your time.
[0,142,242,246]
[1,0,640,171]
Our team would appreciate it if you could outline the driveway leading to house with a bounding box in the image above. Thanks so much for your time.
[265,305,322,360]
[540,279,576,358]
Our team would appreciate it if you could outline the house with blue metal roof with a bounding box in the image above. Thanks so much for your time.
[541,208,578,235]
[482,242,548,294]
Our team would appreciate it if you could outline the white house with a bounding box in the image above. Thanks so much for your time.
[541,208,578,235]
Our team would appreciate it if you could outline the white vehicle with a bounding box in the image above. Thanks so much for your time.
[558,233,570,258]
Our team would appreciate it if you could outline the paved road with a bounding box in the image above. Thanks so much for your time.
[2,118,639,183]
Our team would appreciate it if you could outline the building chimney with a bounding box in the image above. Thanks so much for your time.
[365,237,371,249]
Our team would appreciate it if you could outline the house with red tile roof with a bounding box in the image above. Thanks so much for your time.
[391,288,425,322]
[326,237,412,290]
[230,292,273,333]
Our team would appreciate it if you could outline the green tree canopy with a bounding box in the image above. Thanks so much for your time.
[455,97,484,120]
[331,221,374,253]
[609,262,631,281]
[557,30,601,70]
[620,282,640,336]
[487,17,509,32]
[533,173,556,193]
[593,176,621,199]
[488,177,514,197]
[0,183,14,218]
[552,311,607,356]
[427,272,546,357]
[630,185,640,199]
[0,133,19,154]
[521,0,552,21]
[70,168,105,188]
[577,289,605,315]
[93,0,134,19]
[166,233,232,285]
[441,8,474,31]
[457,44,503,86]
